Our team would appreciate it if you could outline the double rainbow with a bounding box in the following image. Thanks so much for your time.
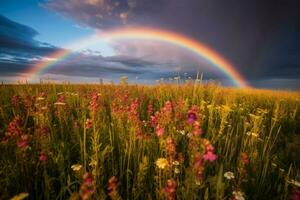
[25,27,250,87]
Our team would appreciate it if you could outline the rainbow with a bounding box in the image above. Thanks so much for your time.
[26,27,250,87]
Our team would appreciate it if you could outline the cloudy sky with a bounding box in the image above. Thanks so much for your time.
[0,0,299,89]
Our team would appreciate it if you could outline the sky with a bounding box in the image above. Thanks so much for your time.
[0,0,299,89]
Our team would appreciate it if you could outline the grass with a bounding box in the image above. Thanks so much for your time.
[0,82,299,200]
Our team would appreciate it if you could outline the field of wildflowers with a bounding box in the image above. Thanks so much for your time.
[0,82,300,200]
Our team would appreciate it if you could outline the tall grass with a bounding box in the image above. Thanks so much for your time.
[0,83,299,199]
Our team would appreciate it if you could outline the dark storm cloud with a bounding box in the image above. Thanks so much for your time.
[0,15,59,56]
[0,14,165,79]
[104,55,159,67]
[44,0,300,83]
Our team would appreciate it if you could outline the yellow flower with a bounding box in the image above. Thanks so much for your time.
[10,193,29,200]
[155,158,168,169]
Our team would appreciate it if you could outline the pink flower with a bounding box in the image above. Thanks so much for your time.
[6,117,23,137]
[83,172,94,186]
[17,135,29,150]
[187,111,197,124]
[147,102,153,114]
[162,101,172,113]
[73,121,78,128]
[150,115,158,127]
[80,172,95,200]
[203,151,217,162]
[57,95,65,103]
[89,92,99,112]
[192,121,202,136]
[194,152,204,168]
[193,127,202,136]
[290,189,300,200]
[164,179,177,200]
[39,151,47,162]
[240,153,249,165]
[37,126,49,136]
[85,119,92,129]
[107,176,119,198]
[156,124,164,137]
[206,144,214,152]
[11,95,22,106]
[166,137,176,157]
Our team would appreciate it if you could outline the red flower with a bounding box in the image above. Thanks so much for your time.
[17,135,29,150]
[83,172,94,186]
[6,117,23,137]
[164,179,177,200]
[107,176,119,198]
[39,151,47,162]
[240,153,249,165]
[80,172,95,200]
[290,189,300,200]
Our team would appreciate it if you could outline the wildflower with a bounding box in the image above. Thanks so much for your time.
[36,126,49,136]
[224,171,235,180]
[174,168,180,174]
[172,160,180,166]
[177,152,185,163]
[232,190,245,200]
[147,101,153,114]
[203,151,217,162]
[17,135,29,150]
[162,101,172,113]
[290,189,300,200]
[85,119,92,129]
[73,121,79,128]
[80,172,95,200]
[187,111,197,124]
[194,152,204,168]
[206,144,214,152]
[89,92,99,112]
[54,95,66,106]
[83,172,94,186]
[6,117,23,137]
[164,179,177,200]
[166,137,176,157]
[10,192,29,200]
[39,151,47,162]
[11,95,22,106]
[156,158,169,169]
[179,130,185,135]
[192,121,202,136]
[193,152,205,183]
[71,164,82,172]
[156,124,164,137]
[107,176,119,198]
[240,153,249,165]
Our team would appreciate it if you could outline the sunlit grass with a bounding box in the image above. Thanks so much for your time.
[0,82,299,199]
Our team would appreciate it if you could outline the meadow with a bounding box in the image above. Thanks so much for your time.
[0,82,300,200]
